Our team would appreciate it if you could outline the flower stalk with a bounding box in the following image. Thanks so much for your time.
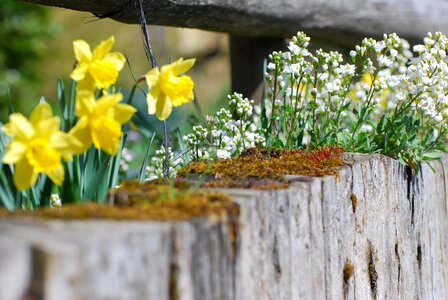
[134,0,172,178]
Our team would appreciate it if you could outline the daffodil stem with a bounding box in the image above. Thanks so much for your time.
[134,0,157,68]
[135,0,170,177]
[162,120,170,178]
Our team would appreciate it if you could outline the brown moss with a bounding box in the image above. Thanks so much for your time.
[343,261,354,283]
[350,194,358,213]
[178,146,344,189]
[0,180,240,223]
[200,178,289,190]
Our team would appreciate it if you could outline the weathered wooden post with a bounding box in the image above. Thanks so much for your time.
[1,155,448,299]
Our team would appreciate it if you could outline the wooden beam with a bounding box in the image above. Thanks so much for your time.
[21,0,448,45]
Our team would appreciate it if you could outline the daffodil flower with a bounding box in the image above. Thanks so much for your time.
[348,73,375,102]
[349,73,389,108]
[70,36,125,91]
[2,102,80,190]
[145,58,195,120]
[69,91,136,155]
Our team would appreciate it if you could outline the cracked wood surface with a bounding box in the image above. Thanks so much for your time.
[21,0,448,44]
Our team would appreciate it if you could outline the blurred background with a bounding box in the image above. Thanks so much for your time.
[0,0,230,122]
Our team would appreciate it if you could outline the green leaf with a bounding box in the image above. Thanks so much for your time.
[108,134,127,189]
[83,155,111,202]
[138,132,156,183]
[422,151,442,161]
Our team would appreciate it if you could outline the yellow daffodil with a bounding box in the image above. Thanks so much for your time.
[2,102,80,190]
[145,58,195,120]
[69,91,136,155]
[349,73,389,108]
[348,73,374,102]
[70,36,125,91]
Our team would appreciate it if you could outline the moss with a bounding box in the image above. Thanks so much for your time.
[350,194,358,213]
[343,261,354,283]
[178,146,344,189]
[0,180,240,223]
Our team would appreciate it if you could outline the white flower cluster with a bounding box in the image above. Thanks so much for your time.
[119,147,134,172]
[183,93,265,160]
[264,31,448,150]
[405,32,448,122]
[145,146,181,180]
[50,193,61,208]
[349,32,448,123]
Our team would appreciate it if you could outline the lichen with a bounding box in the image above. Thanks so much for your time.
[178,146,344,189]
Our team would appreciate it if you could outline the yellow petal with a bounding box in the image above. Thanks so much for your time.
[348,89,357,102]
[47,164,64,186]
[68,118,93,154]
[13,158,38,191]
[170,75,194,107]
[76,76,95,91]
[2,141,27,164]
[30,102,53,126]
[50,132,82,159]
[111,103,136,124]
[146,90,159,115]
[34,118,60,142]
[155,94,173,121]
[103,52,126,72]
[89,60,119,89]
[360,73,374,85]
[91,117,121,155]
[70,64,88,82]
[92,36,114,60]
[96,93,123,116]
[3,114,35,142]
[145,68,160,89]
[75,91,96,118]
[163,58,195,75]
[73,40,92,63]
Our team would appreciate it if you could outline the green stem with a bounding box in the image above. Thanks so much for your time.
[267,66,279,146]
[163,120,170,178]
[349,74,378,147]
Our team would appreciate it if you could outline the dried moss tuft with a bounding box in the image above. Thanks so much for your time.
[343,261,354,283]
[0,180,239,223]
[350,194,358,213]
[178,146,344,188]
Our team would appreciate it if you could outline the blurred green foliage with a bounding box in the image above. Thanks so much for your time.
[0,0,60,120]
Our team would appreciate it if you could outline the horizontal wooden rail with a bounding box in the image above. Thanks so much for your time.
[22,0,448,44]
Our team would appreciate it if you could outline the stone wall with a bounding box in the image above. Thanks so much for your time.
[1,154,447,299]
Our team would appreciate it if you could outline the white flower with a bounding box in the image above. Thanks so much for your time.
[413,44,426,53]
[217,149,231,159]
[50,194,62,208]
